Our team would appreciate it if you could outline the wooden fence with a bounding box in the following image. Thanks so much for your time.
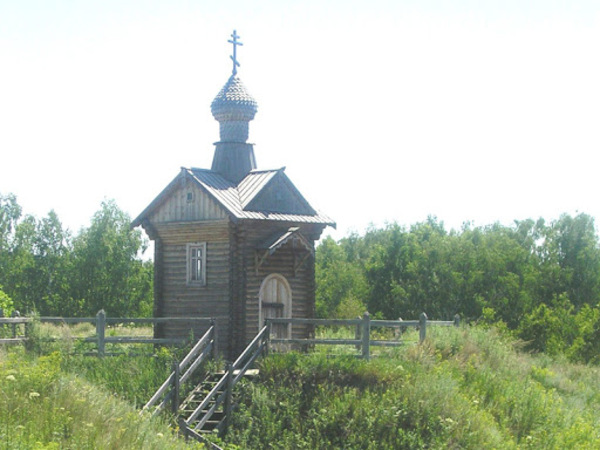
[266,312,460,359]
[0,310,215,356]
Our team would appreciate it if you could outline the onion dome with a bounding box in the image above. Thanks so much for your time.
[211,75,258,122]
[211,75,258,143]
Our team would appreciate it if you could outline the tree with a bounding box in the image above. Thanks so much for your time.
[0,286,13,317]
[0,193,22,293]
[315,236,367,318]
[70,200,152,316]
[0,193,21,252]
[547,214,600,308]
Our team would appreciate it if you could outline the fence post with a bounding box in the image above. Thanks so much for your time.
[178,418,189,441]
[396,317,404,339]
[96,310,106,357]
[222,361,234,437]
[454,314,460,327]
[211,318,218,359]
[354,316,361,350]
[419,312,427,344]
[172,360,180,415]
[265,320,272,355]
[24,317,31,340]
[361,312,370,360]
[11,311,20,338]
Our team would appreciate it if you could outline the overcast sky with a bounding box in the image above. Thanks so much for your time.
[1,0,599,244]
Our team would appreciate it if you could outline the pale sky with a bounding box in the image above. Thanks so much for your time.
[1,0,599,244]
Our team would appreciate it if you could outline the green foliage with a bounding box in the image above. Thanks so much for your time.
[0,193,152,317]
[70,199,152,316]
[62,350,177,406]
[0,286,14,316]
[517,295,578,355]
[315,235,367,318]
[315,213,600,364]
[226,326,600,449]
[0,347,200,449]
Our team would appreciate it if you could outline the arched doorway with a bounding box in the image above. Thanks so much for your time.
[258,274,292,339]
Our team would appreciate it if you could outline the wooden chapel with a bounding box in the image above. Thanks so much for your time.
[132,31,335,358]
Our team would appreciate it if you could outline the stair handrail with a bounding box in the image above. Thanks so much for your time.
[231,324,269,385]
[141,322,216,416]
[185,369,229,425]
[184,325,269,434]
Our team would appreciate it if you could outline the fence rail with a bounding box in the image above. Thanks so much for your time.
[0,310,216,356]
[267,312,460,359]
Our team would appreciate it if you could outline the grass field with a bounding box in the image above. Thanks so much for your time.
[2,323,599,449]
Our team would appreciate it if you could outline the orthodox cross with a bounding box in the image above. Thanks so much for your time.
[228,30,243,76]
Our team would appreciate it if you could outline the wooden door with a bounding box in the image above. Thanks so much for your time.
[259,274,291,339]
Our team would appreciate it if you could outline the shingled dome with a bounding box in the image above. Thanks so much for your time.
[211,75,258,122]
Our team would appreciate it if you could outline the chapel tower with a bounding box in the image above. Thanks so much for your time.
[133,31,334,358]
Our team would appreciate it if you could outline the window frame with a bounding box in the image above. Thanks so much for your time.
[186,242,207,286]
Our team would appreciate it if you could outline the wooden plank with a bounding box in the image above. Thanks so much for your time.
[0,318,32,324]
[39,317,96,324]
[102,337,187,344]
[105,317,214,324]
[270,338,362,346]
[0,338,26,344]
[371,320,420,327]
[370,340,405,347]
[267,318,362,326]
[427,320,455,326]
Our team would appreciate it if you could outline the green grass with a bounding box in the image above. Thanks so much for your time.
[3,323,600,449]
[0,347,202,449]
[226,326,600,449]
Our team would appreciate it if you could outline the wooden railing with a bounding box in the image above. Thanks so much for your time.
[0,310,215,356]
[266,312,460,359]
[152,314,458,446]
[181,325,270,439]
[0,316,31,344]
[141,322,218,416]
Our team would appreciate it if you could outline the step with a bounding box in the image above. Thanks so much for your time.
[195,420,222,432]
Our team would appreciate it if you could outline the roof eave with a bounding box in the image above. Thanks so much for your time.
[131,169,187,229]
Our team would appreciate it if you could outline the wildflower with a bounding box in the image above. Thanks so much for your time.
[29,392,40,399]
[5,375,16,381]
[156,433,164,438]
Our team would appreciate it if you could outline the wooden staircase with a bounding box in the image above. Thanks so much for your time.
[179,369,259,435]
[179,371,228,434]
[142,324,269,448]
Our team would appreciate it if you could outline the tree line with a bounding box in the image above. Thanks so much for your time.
[316,215,600,363]
[3,190,599,362]
[0,193,152,317]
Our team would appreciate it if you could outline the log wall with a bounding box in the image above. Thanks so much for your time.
[153,220,232,356]
[144,180,326,359]
[238,221,323,354]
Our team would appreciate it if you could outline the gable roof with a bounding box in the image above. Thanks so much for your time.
[132,167,335,228]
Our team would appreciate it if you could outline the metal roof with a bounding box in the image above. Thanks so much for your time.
[188,168,335,226]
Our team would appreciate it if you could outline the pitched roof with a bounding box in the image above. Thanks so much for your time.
[132,167,335,228]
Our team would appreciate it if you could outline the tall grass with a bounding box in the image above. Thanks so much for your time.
[20,321,187,406]
[4,321,599,448]
[0,346,202,449]
[227,326,600,449]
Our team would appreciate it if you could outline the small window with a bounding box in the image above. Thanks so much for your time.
[186,192,194,203]
[187,243,206,286]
